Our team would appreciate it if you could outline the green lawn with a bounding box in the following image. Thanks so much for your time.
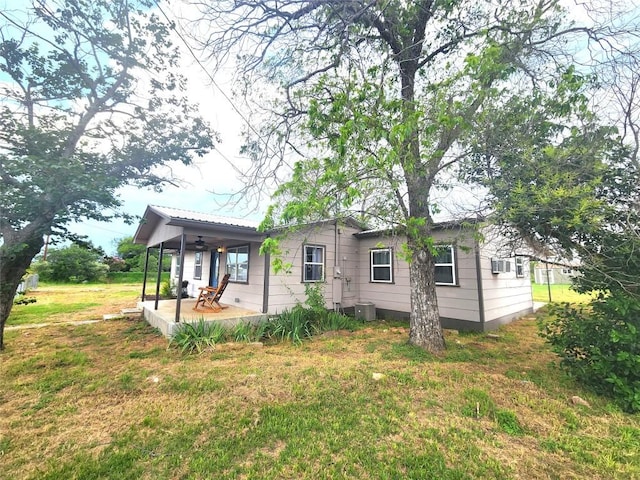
[2,283,638,479]
[532,283,595,304]
[8,283,142,326]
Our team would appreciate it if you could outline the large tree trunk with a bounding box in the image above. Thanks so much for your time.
[0,230,45,350]
[408,241,446,352]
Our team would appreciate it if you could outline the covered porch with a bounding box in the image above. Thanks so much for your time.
[133,205,269,335]
[139,298,268,338]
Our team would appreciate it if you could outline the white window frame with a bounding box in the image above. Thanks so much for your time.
[370,248,393,283]
[194,251,203,280]
[434,245,457,286]
[174,252,181,278]
[303,245,325,282]
[226,245,249,283]
[515,256,525,278]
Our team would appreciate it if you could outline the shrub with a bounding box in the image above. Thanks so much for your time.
[32,244,108,282]
[14,295,37,305]
[170,320,228,354]
[539,293,640,412]
[159,280,172,298]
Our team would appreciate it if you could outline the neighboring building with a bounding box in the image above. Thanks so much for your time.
[134,205,533,332]
[533,261,580,285]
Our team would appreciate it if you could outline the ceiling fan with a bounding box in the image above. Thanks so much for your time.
[193,236,208,251]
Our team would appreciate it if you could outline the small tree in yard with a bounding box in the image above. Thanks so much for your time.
[33,244,108,283]
[0,0,215,349]
[115,235,170,272]
[192,0,637,352]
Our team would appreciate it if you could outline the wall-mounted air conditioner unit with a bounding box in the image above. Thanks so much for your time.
[491,258,511,274]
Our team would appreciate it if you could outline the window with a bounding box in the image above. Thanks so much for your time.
[303,245,325,282]
[562,268,573,275]
[226,245,249,283]
[515,256,525,278]
[434,245,456,285]
[370,248,393,283]
[174,252,181,277]
[194,251,203,280]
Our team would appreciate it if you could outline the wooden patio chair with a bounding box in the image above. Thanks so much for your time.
[193,273,231,312]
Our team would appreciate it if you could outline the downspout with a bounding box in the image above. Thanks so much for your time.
[474,238,486,328]
[154,242,164,311]
[142,247,150,301]
[262,235,270,314]
[175,233,186,323]
[334,220,341,311]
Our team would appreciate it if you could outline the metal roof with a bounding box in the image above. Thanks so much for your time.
[148,205,261,229]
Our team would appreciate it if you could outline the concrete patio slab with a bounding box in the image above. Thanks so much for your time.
[138,299,268,337]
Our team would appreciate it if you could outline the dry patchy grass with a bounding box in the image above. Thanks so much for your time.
[1,284,639,479]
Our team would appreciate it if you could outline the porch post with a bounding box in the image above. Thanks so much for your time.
[154,243,164,311]
[262,247,270,314]
[175,233,187,323]
[141,247,150,302]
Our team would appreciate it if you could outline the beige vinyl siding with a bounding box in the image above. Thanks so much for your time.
[357,235,410,312]
[478,228,533,322]
[146,223,182,247]
[170,251,212,297]
[266,223,362,313]
[334,225,360,307]
[356,229,482,323]
[267,226,336,312]
[220,241,266,313]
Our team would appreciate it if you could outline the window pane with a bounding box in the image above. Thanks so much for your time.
[373,267,391,281]
[238,263,248,282]
[225,246,250,283]
[194,252,203,279]
[372,250,390,265]
[306,246,323,263]
[435,266,454,284]
[305,264,323,281]
[434,246,452,264]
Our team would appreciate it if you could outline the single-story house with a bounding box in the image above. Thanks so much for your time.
[133,205,533,335]
[533,260,580,285]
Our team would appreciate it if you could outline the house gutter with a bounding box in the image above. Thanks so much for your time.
[262,235,270,314]
[474,238,486,327]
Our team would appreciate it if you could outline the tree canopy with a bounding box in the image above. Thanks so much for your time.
[0,0,215,349]
[33,243,108,283]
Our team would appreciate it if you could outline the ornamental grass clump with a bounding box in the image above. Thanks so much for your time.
[265,306,314,344]
[170,319,228,354]
[233,321,268,342]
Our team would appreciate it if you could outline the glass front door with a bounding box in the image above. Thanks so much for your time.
[209,251,220,287]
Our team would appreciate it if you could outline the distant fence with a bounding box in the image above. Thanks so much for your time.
[17,274,39,293]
